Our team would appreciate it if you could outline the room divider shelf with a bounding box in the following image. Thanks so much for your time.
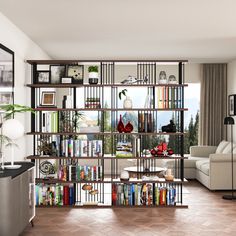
[28,59,188,208]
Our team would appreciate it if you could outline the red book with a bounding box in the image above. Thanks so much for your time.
[63,186,69,205]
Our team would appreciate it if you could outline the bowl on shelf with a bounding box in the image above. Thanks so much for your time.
[164,175,174,181]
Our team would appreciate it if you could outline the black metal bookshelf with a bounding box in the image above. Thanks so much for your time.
[27,60,188,208]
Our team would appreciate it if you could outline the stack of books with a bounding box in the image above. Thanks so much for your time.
[85,97,101,108]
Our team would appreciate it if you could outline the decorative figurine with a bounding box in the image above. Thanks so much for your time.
[158,71,167,84]
[161,120,176,133]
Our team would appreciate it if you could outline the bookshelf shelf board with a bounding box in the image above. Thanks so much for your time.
[27,83,188,88]
[26,131,187,136]
[27,59,188,65]
[27,155,188,160]
[35,178,188,184]
[33,107,188,111]
[36,204,188,208]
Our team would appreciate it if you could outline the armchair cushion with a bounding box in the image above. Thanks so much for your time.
[196,159,209,176]
[215,140,229,153]
[222,143,236,154]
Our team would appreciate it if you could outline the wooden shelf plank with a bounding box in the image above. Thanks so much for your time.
[27,83,188,88]
[26,59,188,65]
[26,131,187,135]
[32,107,188,111]
[26,155,188,160]
[36,204,188,208]
[35,178,188,184]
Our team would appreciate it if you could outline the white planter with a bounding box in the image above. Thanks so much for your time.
[89,72,99,79]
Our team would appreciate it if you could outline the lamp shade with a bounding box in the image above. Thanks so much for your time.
[224,116,235,125]
[2,119,24,140]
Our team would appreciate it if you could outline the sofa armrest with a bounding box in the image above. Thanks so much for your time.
[209,153,236,162]
[190,146,217,157]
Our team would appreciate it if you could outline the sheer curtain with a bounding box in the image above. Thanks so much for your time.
[199,64,227,146]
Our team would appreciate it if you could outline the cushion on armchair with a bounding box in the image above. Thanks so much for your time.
[222,142,236,154]
[215,140,229,153]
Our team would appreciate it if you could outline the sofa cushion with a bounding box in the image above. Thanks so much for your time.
[161,157,207,169]
[196,159,209,176]
[215,140,229,154]
[222,142,236,154]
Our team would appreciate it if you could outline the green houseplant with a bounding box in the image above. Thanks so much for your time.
[88,65,99,84]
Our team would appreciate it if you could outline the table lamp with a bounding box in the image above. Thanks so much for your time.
[2,119,24,169]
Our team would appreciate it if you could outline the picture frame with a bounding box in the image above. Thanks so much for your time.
[67,65,84,84]
[36,71,50,84]
[50,65,66,84]
[41,91,56,107]
[61,77,72,84]
[228,94,236,116]
[0,43,14,91]
[0,92,13,105]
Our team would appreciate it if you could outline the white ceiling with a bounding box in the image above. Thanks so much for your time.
[0,0,236,62]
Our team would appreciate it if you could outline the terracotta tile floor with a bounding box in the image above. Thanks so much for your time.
[21,180,236,236]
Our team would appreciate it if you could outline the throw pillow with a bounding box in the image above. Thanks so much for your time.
[215,140,229,153]
[222,142,236,154]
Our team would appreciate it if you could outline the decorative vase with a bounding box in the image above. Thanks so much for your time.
[124,121,133,133]
[123,96,132,109]
[117,114,125,133]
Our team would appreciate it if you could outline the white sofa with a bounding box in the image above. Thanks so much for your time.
[162,140,236,190]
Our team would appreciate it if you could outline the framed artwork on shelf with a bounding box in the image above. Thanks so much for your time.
[41,91,56,107]
[61,77,72,84]
[229,94,236,116]
[67,65,84,84]
[50,65,66,84]
[36,71,50,83]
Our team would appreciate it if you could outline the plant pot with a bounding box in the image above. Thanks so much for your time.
[89,72,99,79]
[89,78,98,84]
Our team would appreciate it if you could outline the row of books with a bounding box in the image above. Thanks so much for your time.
[41,111,58,132]
[35,184,75,206]
[112,183,176,206]
[58,165,103,181]
[46,137,103,157]
[60,139,102,157]
[157,87,183,109]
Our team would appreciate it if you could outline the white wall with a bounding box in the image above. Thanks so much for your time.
[0,12,50,162]
[227,60,236,141]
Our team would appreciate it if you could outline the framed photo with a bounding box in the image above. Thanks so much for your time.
[61,77,72,84]
[229,94,236,116]
[41,91,56,107]
[67,65,84,84]
[50,65,66,84]
[0,43,14,90]
[0,92,12,105]
[36,71,50,83]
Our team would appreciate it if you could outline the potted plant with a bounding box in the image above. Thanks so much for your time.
[119,89,132,109]
[88,66,99,84]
